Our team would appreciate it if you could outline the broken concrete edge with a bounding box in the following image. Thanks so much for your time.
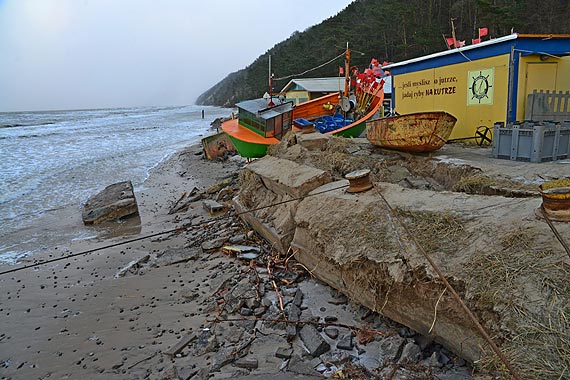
[245,155,332,199]
[233,156,498,365]
[292,181,489,364]
[232,196,288,253]
[293,238,486,364]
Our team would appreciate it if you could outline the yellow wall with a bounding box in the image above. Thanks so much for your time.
[515,55,570,120]
[285,91,309,105]
[393,54,510,140]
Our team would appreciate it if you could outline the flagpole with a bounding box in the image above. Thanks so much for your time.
[451,18,457,48]
[443,34,451,50]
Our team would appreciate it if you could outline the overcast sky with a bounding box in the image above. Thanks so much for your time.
[0,0,354,112]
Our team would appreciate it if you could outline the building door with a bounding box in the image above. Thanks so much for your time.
[525,62,557,95]
[524,62,559,120]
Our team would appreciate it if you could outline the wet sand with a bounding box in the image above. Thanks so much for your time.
[0,144,245,379]
[0,142,477,380]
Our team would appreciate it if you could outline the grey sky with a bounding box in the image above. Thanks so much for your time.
[0,0,354,112]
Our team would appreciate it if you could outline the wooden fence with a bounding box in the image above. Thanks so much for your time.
[525,90,570,122]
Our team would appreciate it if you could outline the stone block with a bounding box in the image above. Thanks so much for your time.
[296,133,330,151]
[202,199,226,214]
[82,181,139,224]
[245,156,331,199]
[299,324,330,357]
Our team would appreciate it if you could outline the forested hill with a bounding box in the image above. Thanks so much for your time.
[196,0,570,107]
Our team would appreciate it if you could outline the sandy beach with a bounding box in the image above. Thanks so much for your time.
[0,144,247,379]
[0,142,481,380]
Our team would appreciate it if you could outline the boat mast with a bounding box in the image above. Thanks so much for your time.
[268,55,275,106]
[344,42,350,97]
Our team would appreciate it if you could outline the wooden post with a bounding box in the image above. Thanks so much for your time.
[344,42,350,97]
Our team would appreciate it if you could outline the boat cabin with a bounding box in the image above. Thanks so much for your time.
[236,98,294,140]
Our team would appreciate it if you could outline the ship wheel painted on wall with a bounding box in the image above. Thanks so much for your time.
[467,68,494,105]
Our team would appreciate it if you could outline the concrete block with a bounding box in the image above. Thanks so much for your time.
[299,325,330,357]
[296,133,330,151]
[246,156,331,198]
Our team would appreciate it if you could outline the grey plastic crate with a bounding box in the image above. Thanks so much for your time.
[492,121,570,162]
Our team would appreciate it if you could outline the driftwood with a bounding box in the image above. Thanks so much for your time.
[163,333,197,357]
[169,187,202,214]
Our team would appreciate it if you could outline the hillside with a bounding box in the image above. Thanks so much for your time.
[196,0,570,107]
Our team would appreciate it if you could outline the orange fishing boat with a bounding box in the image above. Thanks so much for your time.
[366,111,457,152]
[222,46,385,158]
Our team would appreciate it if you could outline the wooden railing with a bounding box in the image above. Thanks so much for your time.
[525,90,570,122]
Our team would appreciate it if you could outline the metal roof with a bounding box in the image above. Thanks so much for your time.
[280,77,344,93]
[236,98,293,120]
[281,76,392,94]
[384,33,570,71]
[383,34,518,69]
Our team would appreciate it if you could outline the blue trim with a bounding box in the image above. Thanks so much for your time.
[391,78,396,110]
[389,36,570,125]
[513,38,570,56]
[509,50,519,123]
[390,41,515,75]
[390,37,570,75]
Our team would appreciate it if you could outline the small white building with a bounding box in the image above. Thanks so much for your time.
[281,76,392,105]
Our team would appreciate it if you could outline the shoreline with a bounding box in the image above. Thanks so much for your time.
[1,140,483,380]
[0,141,248,379]
[0,130,218,266]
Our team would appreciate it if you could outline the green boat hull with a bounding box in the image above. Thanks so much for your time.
[330,122,366,138]
[226,134,270,158]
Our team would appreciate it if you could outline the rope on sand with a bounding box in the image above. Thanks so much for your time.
[0,184,349,277]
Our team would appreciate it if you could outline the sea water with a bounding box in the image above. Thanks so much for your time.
[0,105,232,264]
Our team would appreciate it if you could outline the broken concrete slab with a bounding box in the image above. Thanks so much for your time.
[299,324,330,357]
[82,181,139,224]
[288,178,570,368]
[296,133,331,151]
[201,237,227,251]
[275,347,293,359]
[154,247,199,266]
[336,334,353,351]
[203,199,226,214]
[290,181,490,362]
[245,156,331,199]
[234,156,331,254]
[233,196,289,254]
[238,136,570,378]
[234,357,258,369]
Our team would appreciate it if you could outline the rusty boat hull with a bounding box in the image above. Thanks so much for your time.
[366,111,457,153]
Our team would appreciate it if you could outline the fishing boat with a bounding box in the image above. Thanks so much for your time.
[292,86,384,138]
[221,97,294,158]
[221,47,386,158]
[365,111,457,153]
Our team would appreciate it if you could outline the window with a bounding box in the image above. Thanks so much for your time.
[265,119,274,138]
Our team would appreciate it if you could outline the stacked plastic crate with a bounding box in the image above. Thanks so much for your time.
[492,120,570,163]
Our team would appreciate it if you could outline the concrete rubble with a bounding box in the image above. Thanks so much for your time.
[232,134,570,379]
[6,138,568,380]
[109,172,476,379]
[82,180,139,224]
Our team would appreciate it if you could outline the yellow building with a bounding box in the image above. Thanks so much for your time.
[384,34,570,142]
